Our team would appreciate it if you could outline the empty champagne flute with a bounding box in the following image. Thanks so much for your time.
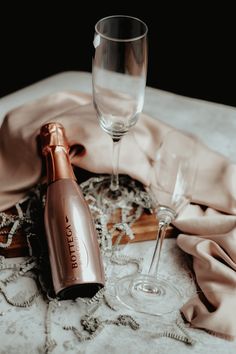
[92,15,148,204]
[114,130,198,316]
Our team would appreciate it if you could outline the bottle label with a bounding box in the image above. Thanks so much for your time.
[65,216,80,269]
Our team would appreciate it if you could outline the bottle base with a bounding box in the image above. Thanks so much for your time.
[57,283,104,300]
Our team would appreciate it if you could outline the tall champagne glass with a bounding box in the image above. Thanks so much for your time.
[92,15,148,202]
[114,130,198,316]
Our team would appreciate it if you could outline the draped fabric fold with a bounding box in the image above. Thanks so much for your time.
[0,91,236,339]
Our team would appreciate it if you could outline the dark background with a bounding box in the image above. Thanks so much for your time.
[1,4,235,107]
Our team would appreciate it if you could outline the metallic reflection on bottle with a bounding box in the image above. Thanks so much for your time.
[40,122,105,299]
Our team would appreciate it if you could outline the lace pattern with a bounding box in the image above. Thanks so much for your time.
[0,177,201,352]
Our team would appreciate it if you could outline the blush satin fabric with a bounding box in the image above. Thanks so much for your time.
[0,91,236,339]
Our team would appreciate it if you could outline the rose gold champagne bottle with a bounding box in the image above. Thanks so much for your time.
[40,122,105,299]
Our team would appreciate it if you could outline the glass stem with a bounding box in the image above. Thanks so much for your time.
[148,218,170,278]
[110,137,121,192]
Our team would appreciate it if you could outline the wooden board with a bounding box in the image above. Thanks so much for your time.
[0,207,177,258]
[0,170,178,258]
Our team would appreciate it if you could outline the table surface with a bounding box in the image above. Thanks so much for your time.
[0,71,236,354]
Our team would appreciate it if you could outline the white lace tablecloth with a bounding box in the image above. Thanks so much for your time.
[0,71,236,354]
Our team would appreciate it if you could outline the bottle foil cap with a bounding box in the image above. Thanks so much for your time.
[40,122,69,154]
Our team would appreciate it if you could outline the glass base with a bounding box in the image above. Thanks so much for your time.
[80,175,153,261]
[96,177,123,209]
[80,174,152,217]
[115,274,182,316]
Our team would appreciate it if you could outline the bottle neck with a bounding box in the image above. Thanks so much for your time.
[44,146,76,184]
